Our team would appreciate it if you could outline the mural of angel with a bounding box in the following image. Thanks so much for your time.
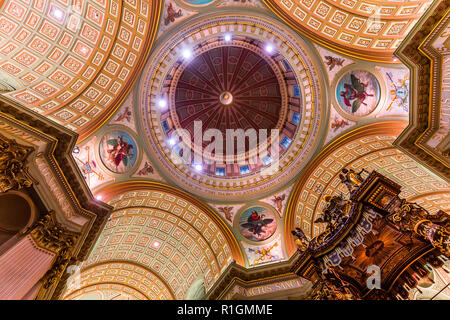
[115,106,132,122]
[271,194,286,214]
[99,131,137,173]
[324,56,344,71]
[331,117,350,132]
[239,207,277,241]
[336,71,380,116]
[164,3,182,26]
[218,206,234,222]
[137,161,154,176]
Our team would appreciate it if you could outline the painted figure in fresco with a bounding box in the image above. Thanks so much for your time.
[115,106,132,122]
[324,56,344,71]
[241,210,274,236]
[218,206,234,222]
[339,74,374,113]
[331,117,349,132]
[272,194,286,214]
[164,3,182,26]
[106,135,134,169]
[137,161,154,176]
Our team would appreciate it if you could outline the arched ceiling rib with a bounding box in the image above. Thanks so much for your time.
[0,0,161,140]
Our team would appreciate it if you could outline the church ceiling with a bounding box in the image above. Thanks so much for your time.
[1,0,447,300]
[0,0,161,140]
[263,0,434,62]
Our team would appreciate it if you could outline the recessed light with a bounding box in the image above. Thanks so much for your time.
[52,7,64,20]
[158,98,167,109]
[224,34,232,42]
[182,48,192,60]
[194,164,203,172]
[168,138,176,146]
[265,44,274,53]
[96,195,103,201]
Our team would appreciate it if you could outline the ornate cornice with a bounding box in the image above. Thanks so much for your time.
[206,251,306,300]
[394,0,450,180]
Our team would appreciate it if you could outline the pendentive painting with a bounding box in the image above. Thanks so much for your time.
[336,70,381,117]
[99,130,137,173]
[239,206,277,241]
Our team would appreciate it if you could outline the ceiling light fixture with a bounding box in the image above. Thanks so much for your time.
[265,44,274,54]
[158,98,167,109]
[181,48,193,60]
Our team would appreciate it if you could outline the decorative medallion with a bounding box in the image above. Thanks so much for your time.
[239,206,277,241]
[336,70,380,117]
[99,130,137,173]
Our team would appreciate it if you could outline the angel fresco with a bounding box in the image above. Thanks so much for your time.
[99,131,137,173]
[324,56,344,71]
[337,71,380,116]
[271,194,286,214]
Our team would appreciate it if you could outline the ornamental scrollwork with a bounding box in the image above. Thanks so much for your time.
[0,133,34,193]
[29,213,78,289]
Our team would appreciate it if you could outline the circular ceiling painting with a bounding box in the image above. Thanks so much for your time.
[239,206,277,241]
[99,130,137,173]
[172,45,284,159]
[336,70,380,117]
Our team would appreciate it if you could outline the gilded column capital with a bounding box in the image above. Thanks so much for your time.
[0,133,34,193]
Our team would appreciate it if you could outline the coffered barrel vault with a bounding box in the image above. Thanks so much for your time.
[0,0,162,140]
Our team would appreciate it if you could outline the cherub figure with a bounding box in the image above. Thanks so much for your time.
[137,162,154,176]
[115,106,132,122]
[218,206,234,222]
[324,56,344,71]
[164,3,182,26]
[272,194,286,214]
